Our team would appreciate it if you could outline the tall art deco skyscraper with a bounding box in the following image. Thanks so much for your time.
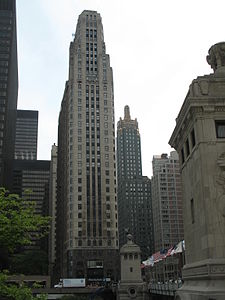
[117,106,154,259]
[56,11,119,281]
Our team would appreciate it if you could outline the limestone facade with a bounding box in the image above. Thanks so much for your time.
[169,42,225,299]
[117,234,148,300]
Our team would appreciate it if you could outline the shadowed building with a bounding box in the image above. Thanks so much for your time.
[117,105,154,259]
[14,110,38,160]
[48,144,57,281]
[12,159,50,250]
[0,0,18,189]
[56,10,119,282]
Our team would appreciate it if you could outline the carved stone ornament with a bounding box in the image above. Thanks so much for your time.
[207,42,225,72]
[216,152,225,218]
[127,233,133,244]
[217,152,225,169]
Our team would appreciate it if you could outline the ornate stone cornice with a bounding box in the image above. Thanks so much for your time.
[182,260,225,280]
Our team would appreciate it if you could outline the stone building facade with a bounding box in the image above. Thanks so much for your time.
[56,10,119,282]
[169,42,225,299]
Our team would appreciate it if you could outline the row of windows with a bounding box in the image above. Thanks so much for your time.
[0,61,8,66]
[0,25,11,31]
[76,239,115,247]
[181,121,225,164]
[0,75,7,81]
[0,67,8,74]
[86,29,97,39]
[0,32,10,37]
[86,21,97,28]
[0,17,12,24]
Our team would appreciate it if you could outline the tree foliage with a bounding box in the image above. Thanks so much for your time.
[0,271,47,300]
[0,188,50,254]
[0,189,50,299]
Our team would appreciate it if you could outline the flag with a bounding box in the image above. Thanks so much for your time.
[165,246,174,258]
[171,240,185,255]
[142,256,154,267]
[153,250,166,263]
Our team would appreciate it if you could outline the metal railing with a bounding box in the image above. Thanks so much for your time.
[148,281,182,296]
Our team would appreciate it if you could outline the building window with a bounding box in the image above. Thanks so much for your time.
[190,198,195,224]
[181,148,185,164]
[186,138,190,157]
[215,120,225,138]
[191,128,196,147]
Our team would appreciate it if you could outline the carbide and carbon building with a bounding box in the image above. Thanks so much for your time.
[56,10,119,282]
[117,105,154,259]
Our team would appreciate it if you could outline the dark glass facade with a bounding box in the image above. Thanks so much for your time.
[117,106,154,259]
[12,159,50,249]
[15,110,38,160]
[0,0,18,189]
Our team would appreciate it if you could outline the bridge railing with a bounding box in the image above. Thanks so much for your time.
[148,281,182,296]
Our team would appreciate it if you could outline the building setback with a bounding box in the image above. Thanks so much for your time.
[56,10,119,281]
[15,110,38,160]
[0,0,18,189]
[117,105,154,259]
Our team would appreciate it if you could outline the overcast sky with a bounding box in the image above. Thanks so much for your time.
[16,0,225,177]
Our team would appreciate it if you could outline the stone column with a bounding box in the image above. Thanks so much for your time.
[169,42,225,300]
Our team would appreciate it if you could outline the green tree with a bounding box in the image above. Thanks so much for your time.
[0,271,47,300]
[0,188,50,269]
[0,188,50,253]
[0,188,50,299]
